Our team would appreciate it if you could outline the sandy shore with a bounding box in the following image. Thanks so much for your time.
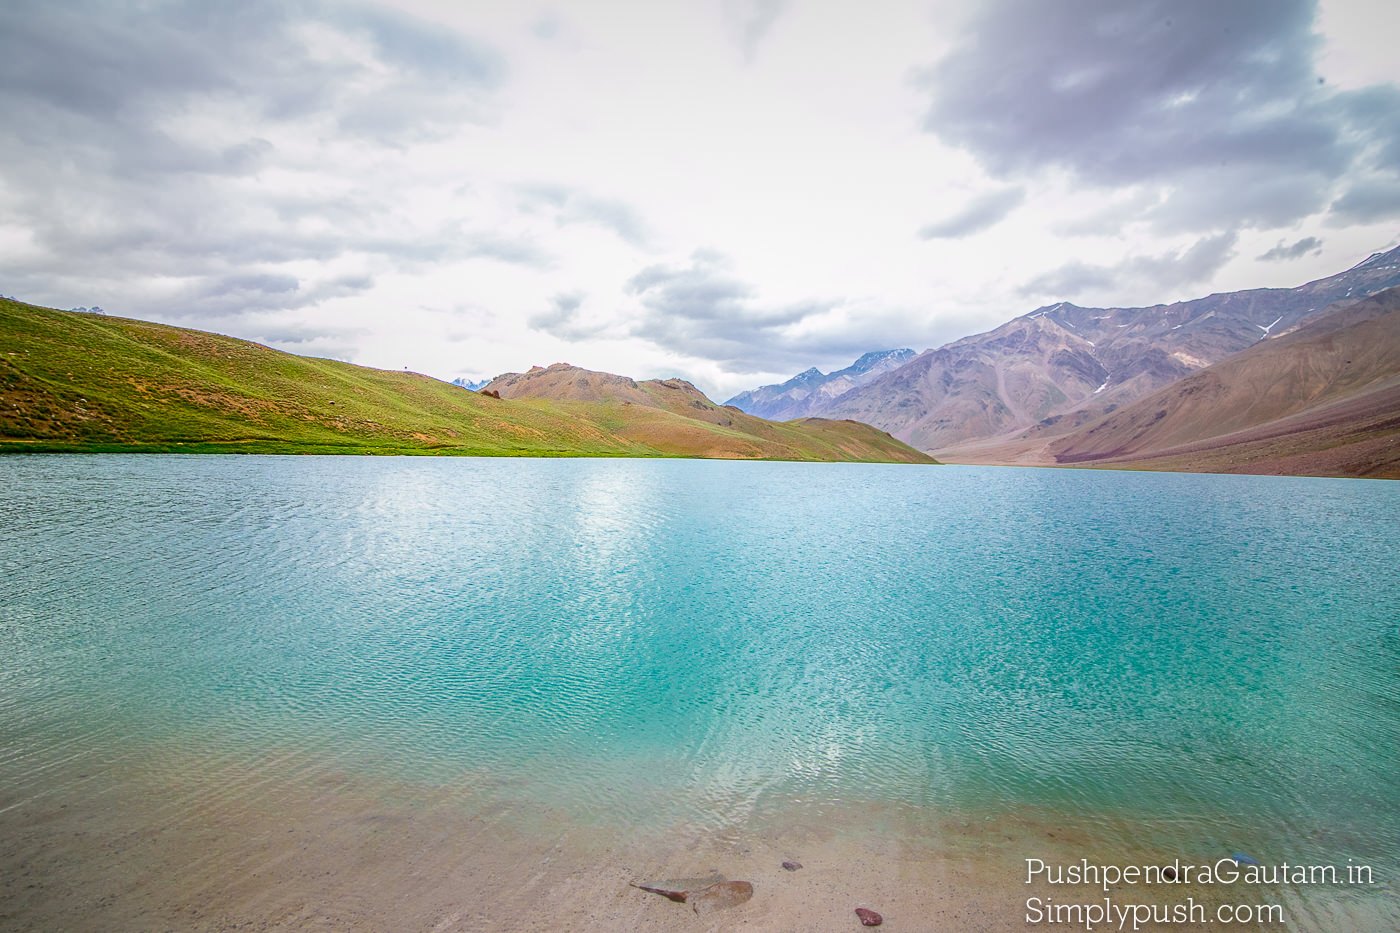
[0,747,1008,931]
[2,740,1392,932]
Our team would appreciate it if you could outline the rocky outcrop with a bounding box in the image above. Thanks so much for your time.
[688,881,754,915]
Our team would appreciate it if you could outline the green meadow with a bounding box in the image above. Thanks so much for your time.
[0,300,933,463]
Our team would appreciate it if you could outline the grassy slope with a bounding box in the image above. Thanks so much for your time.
[0,300,933,463]
[481,362,943,461]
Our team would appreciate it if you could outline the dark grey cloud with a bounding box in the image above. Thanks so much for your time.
[0,0,507,328]
[204,272,301,302]
[1144,166,1334,233]
[4,268,378,335]
[917,0,1400,233]
[554,292,584,315]
[0,0,502,163]
[238,320,367,362]
[918,187,1025,239]
[1327,177,1400,225]
[332,5,503,84]
[526,291,608,341]
[517,184,651,246]
[0,4,304,182]
[5,178,495,306]
[624,251,909,373]
[628,254,761,318]
[0,3,281,128]
[1336,84,1400,171]
[1021,231,1238,300]
[1257,237,1323,262]
[187,272,375,318]
[1052,190,1163,236]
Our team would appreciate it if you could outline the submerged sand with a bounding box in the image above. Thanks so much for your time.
[2,741,1392,932]
[0,748,1002,931]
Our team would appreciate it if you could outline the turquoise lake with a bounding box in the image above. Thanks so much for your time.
[2,455,1398,926]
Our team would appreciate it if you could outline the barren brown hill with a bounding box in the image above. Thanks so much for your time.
[479,363,932,462]
[753,245,1400,454]
[484,363,728,422]
[1043,287,1400,478]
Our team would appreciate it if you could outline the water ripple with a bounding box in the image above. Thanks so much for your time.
[2,457,1398,871]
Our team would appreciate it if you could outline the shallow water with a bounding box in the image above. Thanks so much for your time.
[2,455,1398,928]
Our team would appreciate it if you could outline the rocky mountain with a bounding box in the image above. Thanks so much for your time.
[721,349,916,420]
[1043,286,1400,478]
[450,376,490,391]
[732,246,1400,455]
[478,362,934,462]
[483,363,730,422]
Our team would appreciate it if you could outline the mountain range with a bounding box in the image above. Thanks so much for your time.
[721,349,916,420]
[0,299,931,464]
[1043,286,1400,478]
[477,361,934,461]
[724,245,1400,477]
[8,244,1399,476]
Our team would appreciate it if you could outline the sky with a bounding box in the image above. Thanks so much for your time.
[2,0,1398,400]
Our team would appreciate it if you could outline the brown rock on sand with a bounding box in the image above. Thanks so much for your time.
[630,882,688,903]
[630,875,753,914]
[781,860,803,871]
[856,906,883,926]
[688,881,754,915]
[630,872,724,903]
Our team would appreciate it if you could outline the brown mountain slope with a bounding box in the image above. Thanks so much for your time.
[805,246,1400,453]
[819,314,1115,449]
[1043,287,1400,478]
[720,350,917,420]
[484,363,726,421]
[481,362,936,462]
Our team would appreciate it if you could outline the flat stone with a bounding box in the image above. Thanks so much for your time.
[689,880,754,915]
[855,906,883,926]
[781,860,803,871]
[630,882,687,903]
[630,872,726,903]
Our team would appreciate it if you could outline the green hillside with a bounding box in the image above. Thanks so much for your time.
[0,300,934,463]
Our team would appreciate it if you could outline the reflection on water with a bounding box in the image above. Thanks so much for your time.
[2,455,1399,926]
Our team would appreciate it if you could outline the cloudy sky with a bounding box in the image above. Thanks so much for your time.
[2,0,1398,399]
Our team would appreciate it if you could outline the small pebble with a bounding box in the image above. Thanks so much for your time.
[855,906,883,926]
[781,860,802,871]
[1163,866,1177,881]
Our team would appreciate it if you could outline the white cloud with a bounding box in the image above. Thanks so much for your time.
[1,0,1397,403]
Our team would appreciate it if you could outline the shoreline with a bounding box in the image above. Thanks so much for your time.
[4,739,1392,932]
[0,740,1001,932]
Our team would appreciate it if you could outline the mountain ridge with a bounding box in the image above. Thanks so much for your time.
[1039,286,1400,478]
[721,348,916,420]
[0,300,933,464]
[725,245,1400,464]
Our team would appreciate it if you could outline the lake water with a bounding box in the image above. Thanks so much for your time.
[2,455,1397,930]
